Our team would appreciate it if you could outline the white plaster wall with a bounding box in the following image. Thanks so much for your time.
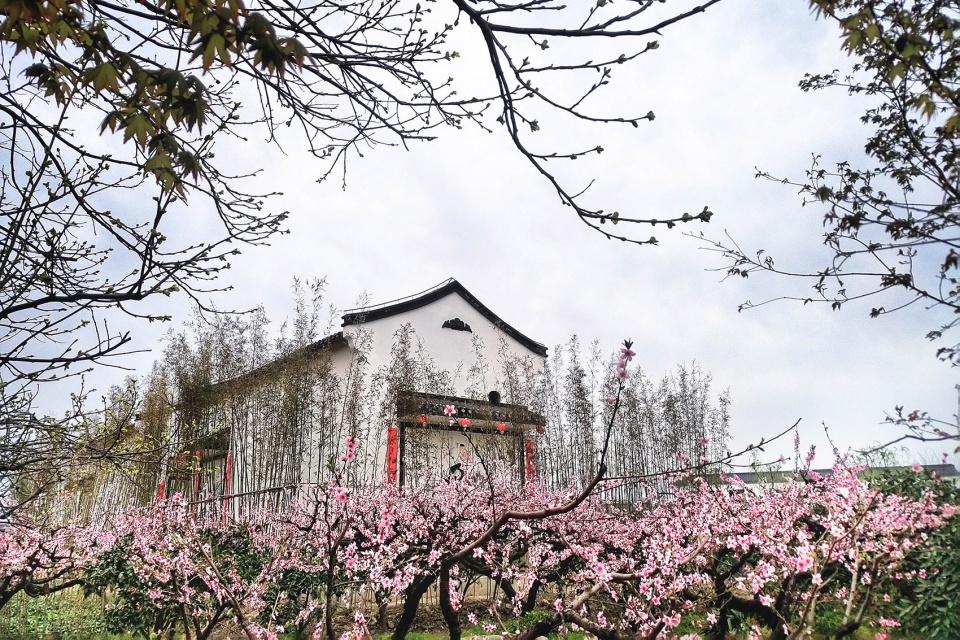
[342,291,545,397]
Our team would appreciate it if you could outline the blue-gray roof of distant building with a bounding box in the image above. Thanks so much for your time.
[726,464,958,485]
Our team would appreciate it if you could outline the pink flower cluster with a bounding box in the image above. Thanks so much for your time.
[340,436,360,462]
[5,457,952,640]
[615,339,635,381]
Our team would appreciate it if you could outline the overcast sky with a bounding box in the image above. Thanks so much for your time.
[74,0,958,468]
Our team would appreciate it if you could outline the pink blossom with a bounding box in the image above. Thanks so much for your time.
[794,554,814,573]
[53,446,950,640]
[911,462,923,472]
[444,404,456,416]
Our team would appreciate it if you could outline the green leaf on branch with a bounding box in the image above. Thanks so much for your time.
[913,93,937,119]
[123,115,154,148]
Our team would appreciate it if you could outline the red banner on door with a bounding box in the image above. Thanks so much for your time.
[386,427,399,483]
[524,438,535,482]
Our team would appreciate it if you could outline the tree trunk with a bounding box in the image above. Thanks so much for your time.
[376,594,390,632]
[515,615,560,640]
[438,565,461,640]
[521,580,540,615]
[392,574,435,640]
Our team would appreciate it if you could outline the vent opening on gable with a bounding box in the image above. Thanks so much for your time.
[441,317,472,333]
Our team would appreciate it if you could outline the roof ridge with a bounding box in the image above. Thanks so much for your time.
[342,278,456,316]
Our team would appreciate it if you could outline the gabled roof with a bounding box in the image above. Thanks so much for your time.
[213,331,347,390]
[341,278,548,357]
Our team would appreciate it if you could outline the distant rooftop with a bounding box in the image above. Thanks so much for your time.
[726,464,959,485]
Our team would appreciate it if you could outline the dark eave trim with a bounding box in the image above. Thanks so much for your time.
[341,279,548,357]
[210,332,347,391]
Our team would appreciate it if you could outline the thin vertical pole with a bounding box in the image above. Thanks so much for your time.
[192,450,201,519]
[222,454,232,525]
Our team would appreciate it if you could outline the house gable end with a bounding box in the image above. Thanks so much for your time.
[341,278,547,357]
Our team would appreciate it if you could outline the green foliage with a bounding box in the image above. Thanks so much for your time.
[1,0,307,195]
[261,565,333,630]
[83,526,278,637]
[203,527,271,583]
[82,534,179,637]
[812,602,847,636]
[868,467,960,639]
[496,610,551,634]
[0,590,128,639]
[673,612,706,636]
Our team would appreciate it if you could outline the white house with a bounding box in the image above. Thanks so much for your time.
[157,278,549,519]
